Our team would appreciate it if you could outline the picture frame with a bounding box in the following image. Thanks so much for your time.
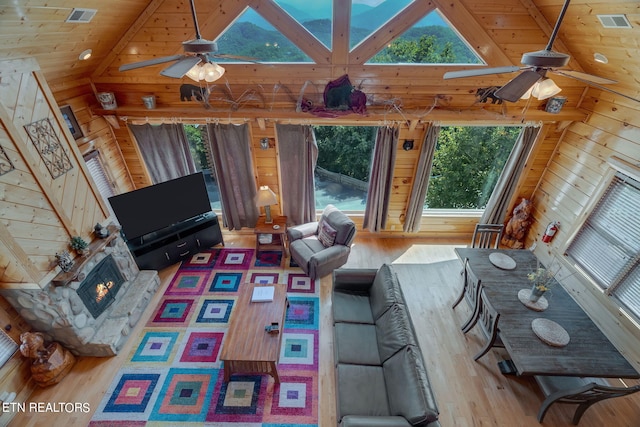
[60,105,83,140]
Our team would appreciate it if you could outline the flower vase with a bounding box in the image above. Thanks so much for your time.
[529,285,546,303]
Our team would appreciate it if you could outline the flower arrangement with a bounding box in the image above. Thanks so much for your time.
[527,267,555,292]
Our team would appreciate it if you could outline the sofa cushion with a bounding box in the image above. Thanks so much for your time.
[340,415,413,427]
[383,345,439,425]
[369,264,404,320]
[375,303,418,363]
[334,322,381,365]
[333,292,374,324]
[318,220,338,247]
[337,363,390,421]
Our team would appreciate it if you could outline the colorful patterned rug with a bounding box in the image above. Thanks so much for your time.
[89,247,319,426]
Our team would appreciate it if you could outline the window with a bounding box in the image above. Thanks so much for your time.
[183,124,222,211]
[84,150,116,216]
[567,173,640,319]
[313,125,376,211]
[425,126,521,209]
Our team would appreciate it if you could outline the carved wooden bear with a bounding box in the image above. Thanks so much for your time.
[180,84,209,102]
[501,198,533,249]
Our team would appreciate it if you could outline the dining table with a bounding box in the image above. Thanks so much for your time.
[455,248,640,379]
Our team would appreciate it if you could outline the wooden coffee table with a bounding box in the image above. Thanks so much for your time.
[220,283,288,383]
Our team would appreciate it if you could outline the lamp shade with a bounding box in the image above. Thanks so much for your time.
[256,185,277,207]
[531,78,561,100]
[186,61,225,83]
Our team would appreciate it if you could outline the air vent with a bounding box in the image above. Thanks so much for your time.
[597,14,632,29]
[65,8,97,23]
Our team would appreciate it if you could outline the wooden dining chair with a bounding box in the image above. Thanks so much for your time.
[464,287,503,361]
[534,375,640,425]
[452,258,482,331]
[471,223,504,249]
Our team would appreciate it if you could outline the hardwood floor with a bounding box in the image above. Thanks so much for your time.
[8,234,640,427]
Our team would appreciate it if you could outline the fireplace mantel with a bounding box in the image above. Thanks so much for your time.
[51,225,120,287]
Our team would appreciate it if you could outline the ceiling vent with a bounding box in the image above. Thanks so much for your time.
[65,8,97,23]
[597,14,632,29]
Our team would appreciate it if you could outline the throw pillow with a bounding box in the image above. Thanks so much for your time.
[318,221,337,247]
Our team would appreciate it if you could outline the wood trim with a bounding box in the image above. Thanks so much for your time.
[248,0,331,65]
[0,101,76,237]
[433,0,514,66]
[332,0,351,67]
[35,71,111,221]
[0,219,41,284]
[349,1,438,64]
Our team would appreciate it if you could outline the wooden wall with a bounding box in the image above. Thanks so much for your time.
[0,58,111,286]
[530,89,640,371]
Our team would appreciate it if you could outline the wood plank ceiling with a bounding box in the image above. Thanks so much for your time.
[1,0,639,116]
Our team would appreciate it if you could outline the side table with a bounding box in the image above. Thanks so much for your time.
[255,216,287,257]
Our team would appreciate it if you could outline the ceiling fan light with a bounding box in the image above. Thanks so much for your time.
[520,86,534,100]
[203,62,225,82]
[186,63,202,82]
[532,78,561,100]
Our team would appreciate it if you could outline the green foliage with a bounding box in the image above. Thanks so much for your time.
[313,126,376,181]
[425,126,522,209]
[183,124,209,170]
[368,27,479,64]
[70,236,88,251]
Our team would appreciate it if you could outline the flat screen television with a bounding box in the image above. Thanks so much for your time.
[108,172,212,240]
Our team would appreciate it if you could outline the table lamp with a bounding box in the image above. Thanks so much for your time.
[256,185,277,223]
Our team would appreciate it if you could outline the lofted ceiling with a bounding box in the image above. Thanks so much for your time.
[2,0,639,116]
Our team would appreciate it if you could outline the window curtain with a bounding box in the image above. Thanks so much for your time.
[206,123,259,230]
[480,125,540,224]
[276,124,318,225]
[128,123,196,184]
[403,124,441,232]
[363,125,399,232]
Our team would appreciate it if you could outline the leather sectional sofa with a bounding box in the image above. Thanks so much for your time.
[332,264,441,427]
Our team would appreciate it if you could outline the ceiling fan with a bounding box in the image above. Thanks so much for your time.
[443,0,628,102]
[119,0,254,80]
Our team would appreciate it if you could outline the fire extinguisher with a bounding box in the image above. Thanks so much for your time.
[542,221,560,243]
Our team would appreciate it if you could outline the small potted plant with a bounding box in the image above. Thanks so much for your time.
[527,267,554,302]
[70,236,89,257]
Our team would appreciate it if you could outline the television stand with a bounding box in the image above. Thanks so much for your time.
[126,211,223,270]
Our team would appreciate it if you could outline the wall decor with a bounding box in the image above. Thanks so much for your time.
[24,118,74,179]
[0,144,15,176]
[60,105,83,140]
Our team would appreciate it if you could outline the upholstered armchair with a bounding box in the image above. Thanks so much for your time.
[287,205,356,280]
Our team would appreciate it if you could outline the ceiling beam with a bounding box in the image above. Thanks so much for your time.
[248,0,331,65]
[349,1,438,64]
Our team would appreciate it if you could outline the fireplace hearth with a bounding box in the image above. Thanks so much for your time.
[0,228,160,357]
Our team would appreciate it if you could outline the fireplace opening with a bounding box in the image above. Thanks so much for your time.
[77,255,124,318]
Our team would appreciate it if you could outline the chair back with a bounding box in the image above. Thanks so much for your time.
[534,375,640,424]
[321,204,356,246]
[471,223,504,249]
[472,287,501,361]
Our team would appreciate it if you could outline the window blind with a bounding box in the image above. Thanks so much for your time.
[0,329,18,368]
[84,151,115,201]
[567,173,640,319]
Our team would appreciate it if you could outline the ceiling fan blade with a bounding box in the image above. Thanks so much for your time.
[119,55,185,72]
[494,70,543,102]
[160,56,202,78]
[552,70,617,85]
[443,66,521,80]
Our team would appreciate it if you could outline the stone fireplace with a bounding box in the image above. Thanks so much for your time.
[77,255,124,319]
[0,229,159,357]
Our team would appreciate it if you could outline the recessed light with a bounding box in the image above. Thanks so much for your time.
[79,49,92,60]
[594,52,608,64]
